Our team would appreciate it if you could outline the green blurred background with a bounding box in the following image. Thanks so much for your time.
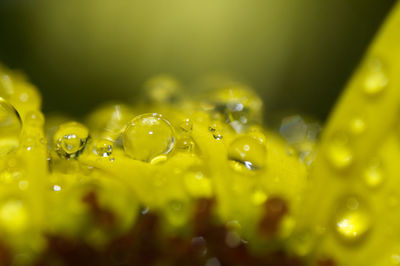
[0,0,395,120]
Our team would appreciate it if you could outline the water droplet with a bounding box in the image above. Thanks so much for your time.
[326,133,353,170]
[145,75,181,104]
[54,122,89,158]
[349,117,366,136]
[93,139,113,157]
[123,113,176,162]
[0,98,21,156]
[363,58,388,96]
[228,135,267,173]
[176,137,196,153]
[208,125,223,140]
[179,118,193,133]
[334,195,371,242]
[211,85,262,126]
[363,158,384,188]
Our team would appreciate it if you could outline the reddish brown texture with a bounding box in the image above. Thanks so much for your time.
[316,258,336,266]
[259,196,289,237]
[33,198,301,266]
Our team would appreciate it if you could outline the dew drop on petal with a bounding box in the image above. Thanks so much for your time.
[228,135,266,173]
[363,158,384,188]
[334,195,371,242]
[179,118,193,133]
[349,117,366,136]
[363,58,388,96]
[54,121,89,158]
[93,139,113,157]
[123,113,176,162]
[0,98,21,156]
[326,133,353,170]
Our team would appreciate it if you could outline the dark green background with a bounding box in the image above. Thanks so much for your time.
[0,0,395,121]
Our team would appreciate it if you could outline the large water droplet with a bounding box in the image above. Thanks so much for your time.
[123,113,176,162]
[334,195,371,242]
[228,135,266,173]
[54,122,89,158]
[326,133,353,170]
[0,98,21,156]
[363,58,388,96]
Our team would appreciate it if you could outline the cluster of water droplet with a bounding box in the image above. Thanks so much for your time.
[2,61,393,266]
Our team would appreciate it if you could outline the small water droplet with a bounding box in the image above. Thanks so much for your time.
[93,139,113,157]
[326,133,353,170]
[363,158,384,188]
[228,135,266,173]
[177,137,196,153]
[179,118,193,133]
[54,121,89,159]
[334,195,371,242]
[363,58,388,96]
[211,85,262,126]
[0,98,21,156]
[349,117,366,136]
[208,125,223,140]
[123,113,176,162]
